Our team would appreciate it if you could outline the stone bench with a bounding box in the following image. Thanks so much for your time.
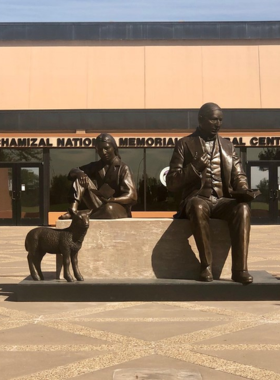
[55,218,231,280]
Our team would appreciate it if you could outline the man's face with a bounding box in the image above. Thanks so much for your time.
[96,142,116,163]
[199,108,223,138]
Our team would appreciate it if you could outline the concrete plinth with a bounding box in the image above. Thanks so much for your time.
[56,218,231,280]
[16,271,280,302]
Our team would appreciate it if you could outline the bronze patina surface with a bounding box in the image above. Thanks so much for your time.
[167,103,253,284]
[60,133,137,220]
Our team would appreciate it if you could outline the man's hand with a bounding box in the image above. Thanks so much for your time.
[77,172,89,188]
[192,152,209,172]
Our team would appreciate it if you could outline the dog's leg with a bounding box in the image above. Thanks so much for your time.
[34,251,46,280]
[56,254,63,279]
[71,251,84,281]
[62,250,75,282]
[27,252,41,281]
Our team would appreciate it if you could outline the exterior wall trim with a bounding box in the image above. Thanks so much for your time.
[1,109,280,132]
[1,21,280,41]
[1,132,280,148]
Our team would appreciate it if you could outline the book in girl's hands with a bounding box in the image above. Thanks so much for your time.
[90,183,115,199]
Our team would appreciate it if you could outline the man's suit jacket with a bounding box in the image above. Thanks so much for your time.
[166,129,248,217]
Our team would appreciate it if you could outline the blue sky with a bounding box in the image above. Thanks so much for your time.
[0,0,280,22]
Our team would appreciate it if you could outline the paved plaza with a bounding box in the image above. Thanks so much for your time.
[0,225,280,379]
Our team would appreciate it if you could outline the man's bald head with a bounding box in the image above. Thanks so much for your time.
[198,102,222,120]
[198,102,223,139]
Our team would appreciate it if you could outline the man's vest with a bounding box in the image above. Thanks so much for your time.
[198,138,224,198]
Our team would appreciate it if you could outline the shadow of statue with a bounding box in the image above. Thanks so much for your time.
[151,219,231,280]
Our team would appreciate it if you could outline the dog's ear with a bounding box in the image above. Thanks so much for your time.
[86,209,92,217]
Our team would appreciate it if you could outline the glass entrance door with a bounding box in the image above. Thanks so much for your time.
[0,163,43,226]
[247,160,280,224]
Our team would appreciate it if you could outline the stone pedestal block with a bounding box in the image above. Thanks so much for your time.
[56,218,231,280]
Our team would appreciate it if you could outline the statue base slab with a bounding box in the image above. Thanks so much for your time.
[16,271,280,302]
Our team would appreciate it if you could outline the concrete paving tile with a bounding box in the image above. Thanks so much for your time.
[0,350,99,380]
[0,323,107,346]
[0,302,107,313]
[0,269,27,274]
[193,350,280,374]
[193,301,280,315]
[0,302,148,317]
[84,302,232,320]
[251,265,280,270]
[0,262,26,267]
[195,323,280,345]
[251,260,280,265]
[71,320,228,341]
[68,354,247,380]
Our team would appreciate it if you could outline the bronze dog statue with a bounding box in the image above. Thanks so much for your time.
[25,209,91,282]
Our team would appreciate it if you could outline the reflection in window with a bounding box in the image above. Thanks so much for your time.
[50,145,252,213]
[21,168,40,218]
[146,149,179,212]
[119,149,144,211]
[48,147,187,213]
[250,166,269,219]
[278,167,280,218]
[0,168,13,219]
[49,149,96,212]
[0,148,42,162]
[258,147,280,160]
[246,147,277,161]
[235,147,240,157]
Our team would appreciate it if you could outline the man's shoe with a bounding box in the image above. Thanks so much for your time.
[199,266,213,282]
[231,270,253,285]
[58,212,72,220]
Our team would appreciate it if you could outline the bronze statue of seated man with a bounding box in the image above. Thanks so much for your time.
[166,102,253,285]
[59,133,137,220]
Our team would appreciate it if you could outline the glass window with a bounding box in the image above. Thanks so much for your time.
[0,167,13,219]
[49,148,96,212]
[249,166,270,221]
[0,148,43,162]
[145,148,179,211]
[119,148,144,211]
[49,145,246,214]
[235,147,240,156]
[50,147,144,212]
[247,147,265,161]
[20,167,40,219]
[246,147,280,161]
